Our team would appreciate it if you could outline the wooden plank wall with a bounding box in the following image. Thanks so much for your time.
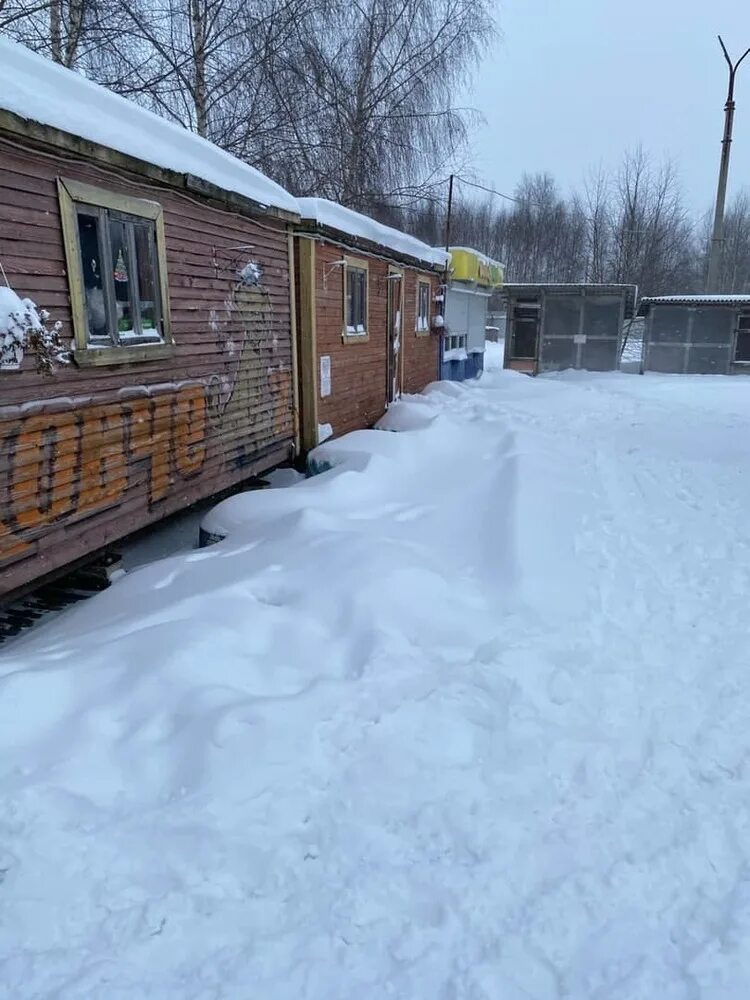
[0,135,296,597]
[402,270,441,396]
[313,241,440,440]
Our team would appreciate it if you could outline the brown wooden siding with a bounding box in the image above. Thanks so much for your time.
[307,240,440,441]
[0,135,295,597]
[402,270,441,396]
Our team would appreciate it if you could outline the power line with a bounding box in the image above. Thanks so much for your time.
[452,174,540,208]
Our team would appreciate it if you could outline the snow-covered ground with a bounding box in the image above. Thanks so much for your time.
[1,366,750,999]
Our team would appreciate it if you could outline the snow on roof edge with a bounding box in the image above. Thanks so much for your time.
[447,246,505,270]
[0,37,300,217]
[642,294,750,305]
[297,198,448,268]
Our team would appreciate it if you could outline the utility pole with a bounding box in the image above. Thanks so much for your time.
[437,174,455,378]
[706,36,750,292]
[444,174,454,255]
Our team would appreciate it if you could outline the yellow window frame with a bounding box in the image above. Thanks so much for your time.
[58,177,174,366]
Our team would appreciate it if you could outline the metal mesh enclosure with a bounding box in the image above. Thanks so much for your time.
[503,284,633,374]
[539,293,623,373]
[643,305,737,375]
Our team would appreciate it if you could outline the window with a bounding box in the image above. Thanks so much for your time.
[735,314,750,363]
[416,280,430,333]
[444,333,468,354]
[58,178,173,364]
[343,258,368,341]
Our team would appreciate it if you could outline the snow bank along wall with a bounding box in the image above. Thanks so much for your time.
[294,200,445,449]
[640,296,750,375]
[0,110,298,598]
[503,283,636,375]
[442,248,503,381]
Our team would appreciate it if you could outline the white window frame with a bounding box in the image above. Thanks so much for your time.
[444,333,468,354]
[416,279,431,335]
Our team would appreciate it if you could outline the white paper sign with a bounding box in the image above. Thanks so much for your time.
[320,355,331,398]
[574,334,587,345]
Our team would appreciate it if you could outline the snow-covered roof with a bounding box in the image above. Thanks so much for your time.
[641,295,750,306]
[297,198,449,268]
[0,37,299,217]
[448,246,505,270]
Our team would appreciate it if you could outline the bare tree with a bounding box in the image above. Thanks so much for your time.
[699,189,750,292]
[583,165,610,283]
[264,0,495,211]
[607,147,695,294]
[0,0,121,67]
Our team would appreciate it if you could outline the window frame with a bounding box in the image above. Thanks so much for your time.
[342,256,370,343]
[58,178,174,366]
[416,278,431,335]
[734,313,750,364]
[444,333,468,355]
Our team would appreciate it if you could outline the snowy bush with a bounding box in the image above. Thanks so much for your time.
[0,285,69,374]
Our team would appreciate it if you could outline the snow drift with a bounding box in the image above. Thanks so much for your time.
[2,367,750,999]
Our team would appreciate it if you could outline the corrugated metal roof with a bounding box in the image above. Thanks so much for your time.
[641,295,750,306]
[503,283,635,289]
[503,283,638,317]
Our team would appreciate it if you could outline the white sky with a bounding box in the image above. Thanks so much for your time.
[467,0,750,213]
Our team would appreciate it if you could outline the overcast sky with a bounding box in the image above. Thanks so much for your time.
[467,0,750,214]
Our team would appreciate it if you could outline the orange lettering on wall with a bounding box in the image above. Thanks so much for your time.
[268,369,293,438]
[0,423,33,562]
[174,384,207,477]
[0,520,33,563]
[78,405,128,517]
[12,412,79,530]
[127,395,173,505]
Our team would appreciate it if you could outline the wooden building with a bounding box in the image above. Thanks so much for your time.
[0,38,301,598]
[640,295,750,375]
[503,283,637,375]
[442,247,503,380]
[293,198,447,448]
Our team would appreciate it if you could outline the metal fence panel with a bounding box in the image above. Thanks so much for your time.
[584,296,621,339]
[692,308,735,345]
[686,345,732,374]
[650,307,689,343]
[644,305,737,374]
[545,295,582,338]
[541,335,578,369]
[539,296,581,371]
[582,338,620,371]
[647,344,686,372]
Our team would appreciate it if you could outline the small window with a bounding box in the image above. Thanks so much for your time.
[343,258,368,340]
[76,207,161,345]
[444,333,467,355]
[416,280,430,333]
[59,178,172,363]
[736,314,750,363]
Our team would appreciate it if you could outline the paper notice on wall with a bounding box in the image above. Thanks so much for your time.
[574,334,587,345]
[320,355,331,397]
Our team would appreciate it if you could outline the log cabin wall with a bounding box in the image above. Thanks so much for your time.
[0,133,297,598]
[402,269,441,396]
[295,232,441,445]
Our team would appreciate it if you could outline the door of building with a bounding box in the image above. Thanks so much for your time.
[508,299,540,362]
[386,270,403,403]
